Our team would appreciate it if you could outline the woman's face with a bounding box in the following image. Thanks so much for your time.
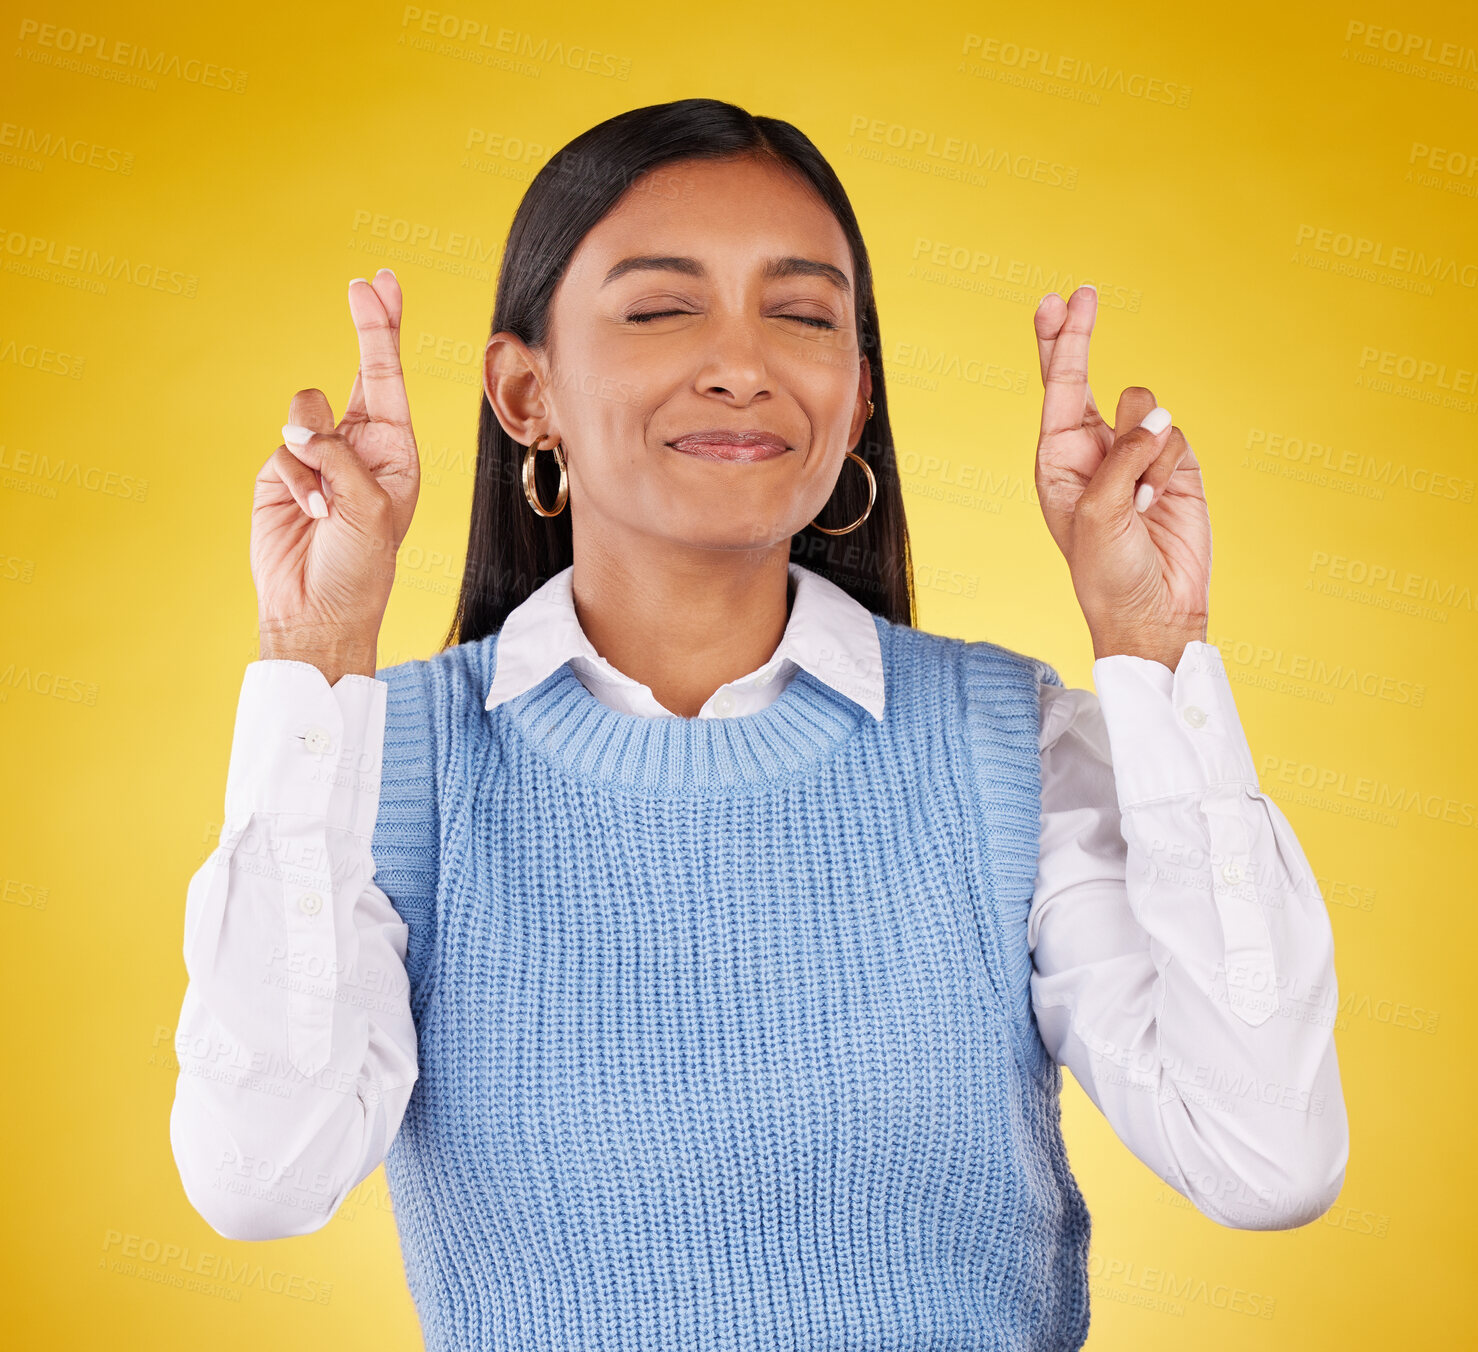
[495,154,872,555]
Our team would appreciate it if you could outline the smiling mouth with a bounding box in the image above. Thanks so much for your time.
[666,431,791,462]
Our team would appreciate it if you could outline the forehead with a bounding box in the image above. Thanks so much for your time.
[563,155,853,289]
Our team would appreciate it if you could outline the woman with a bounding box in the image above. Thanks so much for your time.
[170,99,1347,1350]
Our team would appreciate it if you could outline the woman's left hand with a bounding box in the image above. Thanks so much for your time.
[1031,284,1211,672]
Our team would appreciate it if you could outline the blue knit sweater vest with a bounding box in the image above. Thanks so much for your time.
[370,612,1092,1351]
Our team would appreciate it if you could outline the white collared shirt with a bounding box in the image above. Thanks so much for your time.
[485,562,885,721]
[170,561,1348,1241]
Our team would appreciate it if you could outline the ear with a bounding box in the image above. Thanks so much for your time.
[851,354,874,447]
[484,332,556,445]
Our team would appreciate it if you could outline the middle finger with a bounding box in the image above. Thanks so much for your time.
[346,271,411,427]
[1035,288,1109,444]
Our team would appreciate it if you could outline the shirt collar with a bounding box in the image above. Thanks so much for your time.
[484,561,885,722]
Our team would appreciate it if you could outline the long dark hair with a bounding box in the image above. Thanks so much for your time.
[440,97,916,651]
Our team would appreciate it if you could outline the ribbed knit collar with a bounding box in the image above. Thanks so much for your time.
[493,613,884,794]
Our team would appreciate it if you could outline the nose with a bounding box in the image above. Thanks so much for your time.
[691,307,773,404]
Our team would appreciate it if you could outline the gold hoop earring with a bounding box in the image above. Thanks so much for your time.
[809,450,877,536]
[866,399,874,420]
[522,434,568,517]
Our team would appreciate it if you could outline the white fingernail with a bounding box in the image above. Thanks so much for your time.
[1134,482,1154,513]
[307,490,328,518]
[283,423,313,449]
[1138,406,1171,435]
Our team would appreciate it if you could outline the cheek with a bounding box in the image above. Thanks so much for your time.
[553,331,656,417]
[601,349,686,432]
[798,387,860,454]
[789,342,858,409]
[564,373,661,455]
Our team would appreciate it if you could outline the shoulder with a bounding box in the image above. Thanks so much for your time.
[376,630,502,716]
[873,612,1062,691]
[371,631,505,787]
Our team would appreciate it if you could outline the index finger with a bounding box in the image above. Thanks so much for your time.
[1034,285,1097,439]
[1034,292,1105,433]
[346,270,410,427]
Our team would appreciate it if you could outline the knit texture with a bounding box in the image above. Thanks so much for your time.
[371,613,1091,1351]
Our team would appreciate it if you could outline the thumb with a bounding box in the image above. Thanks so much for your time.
[1082,404,1174,518]
[284,387,340,503]
[281,424,380,522]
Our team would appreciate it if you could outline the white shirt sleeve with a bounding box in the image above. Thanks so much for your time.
[169,660,420,1241]
[1029,639,1349,1230]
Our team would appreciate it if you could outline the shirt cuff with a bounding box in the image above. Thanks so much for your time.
[223,660,388,840]
[1090,640,1259,810]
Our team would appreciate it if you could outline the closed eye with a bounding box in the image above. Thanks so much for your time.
[626,310,836,330]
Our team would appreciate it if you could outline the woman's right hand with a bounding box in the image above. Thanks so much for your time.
[251,270,420,681]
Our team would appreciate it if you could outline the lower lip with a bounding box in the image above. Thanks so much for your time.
[669,440,789,463]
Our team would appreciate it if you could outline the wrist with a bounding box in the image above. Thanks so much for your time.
[258,623,379,684]
[1090,628,1205,672]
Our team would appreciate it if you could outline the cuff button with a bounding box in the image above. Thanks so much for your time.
[303,726,334,754]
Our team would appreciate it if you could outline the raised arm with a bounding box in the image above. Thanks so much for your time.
[171,268,429,1238]
[1028,644,1349,1229]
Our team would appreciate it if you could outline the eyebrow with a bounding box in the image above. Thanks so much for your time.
[600,254,852,295]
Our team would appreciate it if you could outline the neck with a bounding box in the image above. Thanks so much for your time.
[569,534,796,718]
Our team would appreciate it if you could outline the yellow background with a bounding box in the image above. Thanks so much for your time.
[3,0,1473,1345]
